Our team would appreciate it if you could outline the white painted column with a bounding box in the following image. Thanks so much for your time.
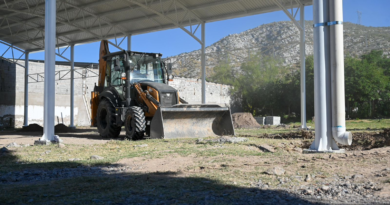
[127,35,132,51]
[23,52,29,127]
[330,0,352,145]
[40,0,60,142]
[70,44,75,128]
[310,0,329,151]
[201,22,206,104]
[300,5,307,129]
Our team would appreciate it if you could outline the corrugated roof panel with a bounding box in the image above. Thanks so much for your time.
[0,0,312,52]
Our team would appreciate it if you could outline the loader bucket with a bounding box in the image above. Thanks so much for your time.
[150,104,235,139]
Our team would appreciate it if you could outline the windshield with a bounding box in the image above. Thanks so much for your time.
[129,54,164,84]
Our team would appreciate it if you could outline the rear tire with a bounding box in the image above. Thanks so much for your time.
[96,99,121,138]
[125,106,146,140]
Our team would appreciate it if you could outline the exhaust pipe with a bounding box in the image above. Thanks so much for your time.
[329,0,352,145]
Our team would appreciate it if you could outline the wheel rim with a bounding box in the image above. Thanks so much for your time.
[99,108,108,129]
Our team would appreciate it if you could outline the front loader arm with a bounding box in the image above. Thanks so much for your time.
[98,40,109,87]
[134,83,159,116]
[91,40,110,127]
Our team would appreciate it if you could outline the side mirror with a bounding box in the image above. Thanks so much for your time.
[167,63,173,75]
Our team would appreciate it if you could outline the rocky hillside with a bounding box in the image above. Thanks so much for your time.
[166,21,390,78]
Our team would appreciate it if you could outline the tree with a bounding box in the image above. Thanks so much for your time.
[345,50,389,118]
[209,50,390,119]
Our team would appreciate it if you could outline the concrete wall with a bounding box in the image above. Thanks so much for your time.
[0,60,231,128]
[168,77,231,104]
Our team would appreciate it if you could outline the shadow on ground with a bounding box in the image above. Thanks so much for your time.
[0,127,104,140]
[0,152,323,205]
[0,126,151,142]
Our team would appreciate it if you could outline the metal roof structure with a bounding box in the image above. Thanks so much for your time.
[1,0,311,52]
[0,0,314,141]
[29,59,98,69]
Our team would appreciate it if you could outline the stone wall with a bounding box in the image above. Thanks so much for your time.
[0,60,231,128]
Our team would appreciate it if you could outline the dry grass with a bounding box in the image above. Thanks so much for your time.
[1,137,293,173]
[1,119,389,204]
[290,118,390,130]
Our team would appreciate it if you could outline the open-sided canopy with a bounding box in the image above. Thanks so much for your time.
[0,0,311,52]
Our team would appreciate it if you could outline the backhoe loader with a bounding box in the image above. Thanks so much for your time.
[91,40,235,140]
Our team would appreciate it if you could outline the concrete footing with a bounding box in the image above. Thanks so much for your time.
[34,135,62,145]
[303,149,346,154]
[34,140,52,146]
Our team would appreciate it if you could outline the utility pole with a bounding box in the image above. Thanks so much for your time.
[357,11,362,25]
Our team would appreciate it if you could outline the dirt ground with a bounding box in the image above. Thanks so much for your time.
[0,128,109,147]
[1,127,390,204]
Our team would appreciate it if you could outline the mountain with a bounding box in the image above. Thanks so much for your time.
[165,21,390,79]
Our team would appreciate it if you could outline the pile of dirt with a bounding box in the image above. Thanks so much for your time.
[243,129,390,151]
[19,123,72,134]
[231,113,261,129]
[55,124,73,133]
[251,131,314,140]
[20,124,43,133]
[338,130,390,151]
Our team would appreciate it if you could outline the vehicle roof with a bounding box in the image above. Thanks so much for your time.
[103,50,163,60]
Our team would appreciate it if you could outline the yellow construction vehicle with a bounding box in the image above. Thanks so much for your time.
[91,40,235,140]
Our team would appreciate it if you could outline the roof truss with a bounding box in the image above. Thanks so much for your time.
[0,0,312,52]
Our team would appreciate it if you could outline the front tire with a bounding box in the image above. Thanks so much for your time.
[96,99,121,138]
[125,106,146,140]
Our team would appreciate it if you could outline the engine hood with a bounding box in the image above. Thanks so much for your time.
[138,81,177,93]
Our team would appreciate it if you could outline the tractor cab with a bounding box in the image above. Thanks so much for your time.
[103,51,166,88]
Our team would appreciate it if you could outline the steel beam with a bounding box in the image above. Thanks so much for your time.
[107,41,124,51]
[311,0,329,150]
[201,22,206,104]
[23,51,29,127]
[127,0,202,44]
[40,0,60,142]
[127,35,132,51]
[70,44,75,128]
[300,4,307,129]
[273,0,303,31]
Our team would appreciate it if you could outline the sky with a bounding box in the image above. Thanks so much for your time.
[1,0,390,63]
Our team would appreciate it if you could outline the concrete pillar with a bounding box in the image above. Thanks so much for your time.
[300,5,307,129]
[23,52,29,127]
[201,22,206,104]
[70,44,75,128]
[40,0,60,142]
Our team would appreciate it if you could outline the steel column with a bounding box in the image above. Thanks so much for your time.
[23,52,29,127]
[300,5,307,129]
[41,0,60,142]
[201,22,206,104]
[70,44,75,128]
[127,35,132,50]
[310,0,330,151]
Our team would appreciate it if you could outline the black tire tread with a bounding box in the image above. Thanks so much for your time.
[97,99,121,138]
[125,106,146,140]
